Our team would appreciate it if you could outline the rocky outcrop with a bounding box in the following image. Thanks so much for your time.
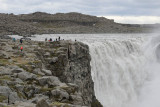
[0,38,102,107]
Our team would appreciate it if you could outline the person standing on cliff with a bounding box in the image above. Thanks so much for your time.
[45,38,47,41]
[12,38,16,42]
[20,39,23,44]
[58,36,60,41]
[20,46,23,52]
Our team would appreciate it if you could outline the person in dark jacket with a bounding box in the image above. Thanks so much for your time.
[20,39,23,44]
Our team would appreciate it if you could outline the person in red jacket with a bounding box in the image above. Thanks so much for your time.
[20,46,23,52]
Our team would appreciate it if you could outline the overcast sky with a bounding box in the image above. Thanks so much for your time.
[0,0,160,24]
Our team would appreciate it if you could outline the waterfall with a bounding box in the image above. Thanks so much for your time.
[10,33,160,107]
[87,35,160,107]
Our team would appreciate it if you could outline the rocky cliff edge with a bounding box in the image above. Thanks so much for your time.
[0,38,102,107]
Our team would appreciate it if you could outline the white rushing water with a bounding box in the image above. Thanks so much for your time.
[10,33,160,107]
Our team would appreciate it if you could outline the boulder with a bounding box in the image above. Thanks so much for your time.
[30,94,49,104]
[17,72,37,81]
[0,86,20,104]
[51,88,69,101]
[41,69,52,76]
[48,57,58,64]
[33,68,45,76]
[0,51,10,59]
[38,76,63,87]
[37,77,48,86]
[13,101,36,107]
[0,67,12,75]
[36,99,49,107]
[11,68,25,74]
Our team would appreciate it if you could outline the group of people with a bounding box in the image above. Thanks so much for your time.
[45,36,61,42]
[12,38,23,52]
[12,36,77,52]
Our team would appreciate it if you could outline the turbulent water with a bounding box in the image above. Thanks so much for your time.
[10,33,160,107]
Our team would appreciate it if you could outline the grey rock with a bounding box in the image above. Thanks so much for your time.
[0,51,10,59]
[44,52,50,57]
[41,69,52,76]
[13,101,36,107]
[30,94,49,104]
[36,99,49,107]
[0,86,20,104]
[15,78,24,84]
[70,93,83,105]
[33,68,45,76]
[47,76,63,87]
[37,77,48,86]
[48,57,58,64]
[11,68,25,74]
[51,88,69,100]
[9,92,20,104]
[15,84,24,92]
[0,67,12,75]
[38,76,63,87]
[18,72,37,81]
[0,86,12,97]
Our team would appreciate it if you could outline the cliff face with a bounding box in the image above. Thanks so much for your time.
[0,38,102,107]
[0,12,156,36]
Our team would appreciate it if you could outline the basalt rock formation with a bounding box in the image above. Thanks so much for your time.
[0,38,102,107]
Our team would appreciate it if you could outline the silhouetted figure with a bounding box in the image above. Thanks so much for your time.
[56,38,57,41]
[50,38,52,42]
[75,39,77,42]
[45,38,47,41]
[58,36,60,41]
[20,39,23,44]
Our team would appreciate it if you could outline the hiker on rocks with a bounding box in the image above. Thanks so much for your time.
[20,46,23,52]
[58,36,60,41]
[12,38,16,42]
[20,39,23,44]
[45,38,47,41]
